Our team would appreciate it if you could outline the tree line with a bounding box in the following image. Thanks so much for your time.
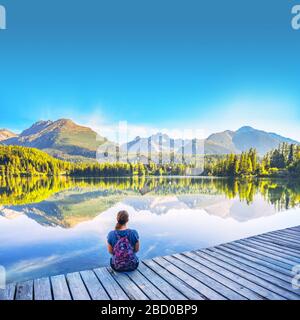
[0,145,189,177]
[204,143,300,177]
[0,146,71,177]
[1,143,299,178]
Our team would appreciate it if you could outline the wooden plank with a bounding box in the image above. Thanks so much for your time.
[66,272,91,300]
[238,239,300,265]
[284,227,300,233]
[164,255,246,300]
[138,263,187,300]
[15,280,33,300]
[235,240,295,267]
[184,251,285,300]
[219,244,293,283]
[275,232,300,242]
[226,242,293,271]
[271,230,300,243]
[126,269,168,300]
[273,229,300,239]
[278,229,300,237]
[173,253,262,300]
[34,277,52,300]
[7,225,300,301]
[290,226,300,232]
[208,247,300,299]
[143,260,204,300]
[239,239,300,263]
[251,236,300,256]
[273,229,300,237]
[261,234,300,250]
[108,268,149,300]
[201,249,299,300]
[290,225,300,230]
[281,226,299,231]
[154,257,226,300]
[257,234,300,250]
[289,226,300,231]
[261,231,300,245]
[266,232,300,245]
[51,274,72,300]
[193,250,285,300]
[80,270,110,300]
[183,251,277,299]
[243,238,300,261]
[94,268,129,300]
[0,283,16,300]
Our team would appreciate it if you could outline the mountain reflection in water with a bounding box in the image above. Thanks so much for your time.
[0,177,300,283]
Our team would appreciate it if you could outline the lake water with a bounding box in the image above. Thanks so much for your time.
[0,176,300,283]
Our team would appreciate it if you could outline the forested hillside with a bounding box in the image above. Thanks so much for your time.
[205,143,300,177]
[0,146,71,176]
[0,146,188,177]
[1,144,299,178]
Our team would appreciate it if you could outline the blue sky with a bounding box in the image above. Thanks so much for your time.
[0,0,300,140]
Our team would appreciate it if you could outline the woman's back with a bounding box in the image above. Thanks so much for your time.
[107,229,139,249]
[107,211,140,272]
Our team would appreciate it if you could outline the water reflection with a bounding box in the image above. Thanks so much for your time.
[0,177,300,283]
[0,177,299,227]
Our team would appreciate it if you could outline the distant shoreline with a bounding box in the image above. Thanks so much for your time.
[0,173,299,180]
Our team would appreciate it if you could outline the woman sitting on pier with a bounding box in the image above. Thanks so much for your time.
[107,210,140,272]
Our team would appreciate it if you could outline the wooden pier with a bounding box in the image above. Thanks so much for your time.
[1,225,300,300]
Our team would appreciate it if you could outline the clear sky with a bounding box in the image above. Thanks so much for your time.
[0,0,300,140]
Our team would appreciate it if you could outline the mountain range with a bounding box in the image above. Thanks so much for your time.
[0,119,107,162]
[0,119,298,161]
[122,126,298,156]
[0,129,17,141]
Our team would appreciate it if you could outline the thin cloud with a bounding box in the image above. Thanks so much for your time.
[80,113,205,143]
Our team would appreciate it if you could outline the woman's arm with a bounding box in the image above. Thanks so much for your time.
[134,240,140,253]
[107,242,113,254]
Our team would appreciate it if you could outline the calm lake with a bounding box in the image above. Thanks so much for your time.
[0,176,300,283]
